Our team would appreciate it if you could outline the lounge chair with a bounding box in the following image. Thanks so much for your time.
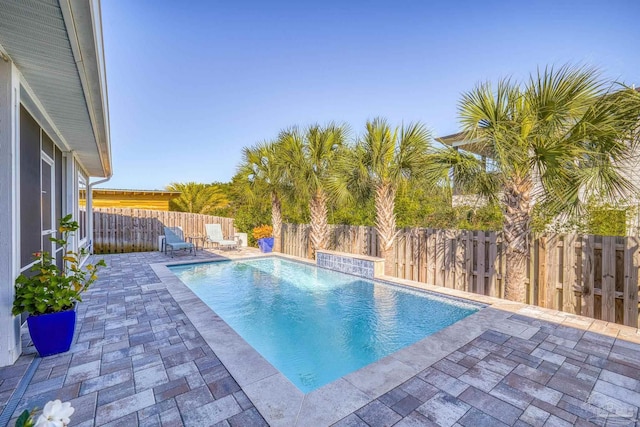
[205,224,238,250]
[164,227,196,257]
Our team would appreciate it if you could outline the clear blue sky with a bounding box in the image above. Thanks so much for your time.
[101,0,640,190]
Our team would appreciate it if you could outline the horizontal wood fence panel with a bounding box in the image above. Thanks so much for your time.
[281,223,640,327]
[93,208,234,254]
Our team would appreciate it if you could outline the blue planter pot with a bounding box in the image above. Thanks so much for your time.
[258,237,274,253]
[27,307,76,357]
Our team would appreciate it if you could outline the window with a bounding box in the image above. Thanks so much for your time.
[20,106,42,268]
[41,155,54,251]
[78,175,87,242]
[20,106,64,270]
[55,146,64,270]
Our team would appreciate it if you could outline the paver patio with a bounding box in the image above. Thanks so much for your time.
[0,250,639,426]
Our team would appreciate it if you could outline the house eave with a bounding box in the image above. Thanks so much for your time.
[0,0,111,178]
[436,131,490,157]
[59,0,112,178]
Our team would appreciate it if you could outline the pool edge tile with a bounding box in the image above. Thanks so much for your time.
[342,354,419,398]
[296,378,372,426]
[242,373,304,427]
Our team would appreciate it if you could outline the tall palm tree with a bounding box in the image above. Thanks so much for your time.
[425,65,640,302]
[238,141,288,252]
[331,118,432,274]
[279,123,347,256]
[166,182,229,214]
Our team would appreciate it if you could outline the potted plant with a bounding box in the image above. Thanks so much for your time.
[252,225,274,253]
[13,214,106,357]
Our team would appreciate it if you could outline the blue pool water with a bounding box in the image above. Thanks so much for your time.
[169,257,479,393]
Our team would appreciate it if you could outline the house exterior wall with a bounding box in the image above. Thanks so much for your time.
[0,63,95,367]
[0,60,22,367]
[0,0,111,367]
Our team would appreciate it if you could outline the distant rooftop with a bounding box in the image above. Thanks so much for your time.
[92,188,181,196]
[435,132,490,157]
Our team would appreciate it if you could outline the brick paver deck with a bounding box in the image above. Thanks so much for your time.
[336,318,640,427]
[1,250,267,427]
[1,250,639,426]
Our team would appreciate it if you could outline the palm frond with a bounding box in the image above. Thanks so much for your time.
[393,121,432,182]
[326,143,372,204]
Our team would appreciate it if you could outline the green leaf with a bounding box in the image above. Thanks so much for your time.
[15,410,30,427]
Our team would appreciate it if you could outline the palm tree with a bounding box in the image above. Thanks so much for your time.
[425,65,640,302]
[279,123,347,256]
[331,118,432,274]
[238,141,288,252]
[166,182,229,214]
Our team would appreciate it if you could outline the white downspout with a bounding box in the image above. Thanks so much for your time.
[87,176,111,254]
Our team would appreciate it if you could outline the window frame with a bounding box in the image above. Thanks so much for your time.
[77,172,88,247]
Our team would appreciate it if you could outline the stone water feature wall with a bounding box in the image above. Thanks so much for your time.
[315,250,384,279]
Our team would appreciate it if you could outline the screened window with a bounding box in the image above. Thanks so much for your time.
[55,147,64,262]
[41,158,53,232]
[41,132,54,158]
[55,148,63,222]
[20,106,41,268]
[20,106,64,269]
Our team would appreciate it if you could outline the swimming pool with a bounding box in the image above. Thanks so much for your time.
[169,257,479,393]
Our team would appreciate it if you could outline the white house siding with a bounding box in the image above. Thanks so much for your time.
[0,0,111,367]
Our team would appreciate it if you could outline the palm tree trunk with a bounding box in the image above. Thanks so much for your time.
[271,192,282,253]
[375,183,397,276]
[502,178,532,303]
[309,189,329,257]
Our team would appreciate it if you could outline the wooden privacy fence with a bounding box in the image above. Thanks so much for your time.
[281,223,640,327]
[93,208,234,253]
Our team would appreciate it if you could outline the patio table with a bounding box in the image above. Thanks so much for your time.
[187,236,206,252]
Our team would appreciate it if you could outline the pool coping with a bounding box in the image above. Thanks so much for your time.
[150,253,535,426]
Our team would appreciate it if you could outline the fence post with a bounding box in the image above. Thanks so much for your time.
[488,231,498,297]
[601,236,616,322]
[455,231,465,291]
[424,229,434,285]
[465,230,473,293]
[444,230,454,288]
[537,236,547,307]
[562,234,578,314]
[623,236,639,327]
[545,234,558,310]
[476,231,486,295]
[581,235,595,318]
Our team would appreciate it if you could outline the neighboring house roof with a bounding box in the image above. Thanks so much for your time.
[92,189,182,198]
[435,132,492,157]
[435,132,467,146]
[0,0,111,177]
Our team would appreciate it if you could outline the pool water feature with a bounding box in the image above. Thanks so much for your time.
[169,257,479,393]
